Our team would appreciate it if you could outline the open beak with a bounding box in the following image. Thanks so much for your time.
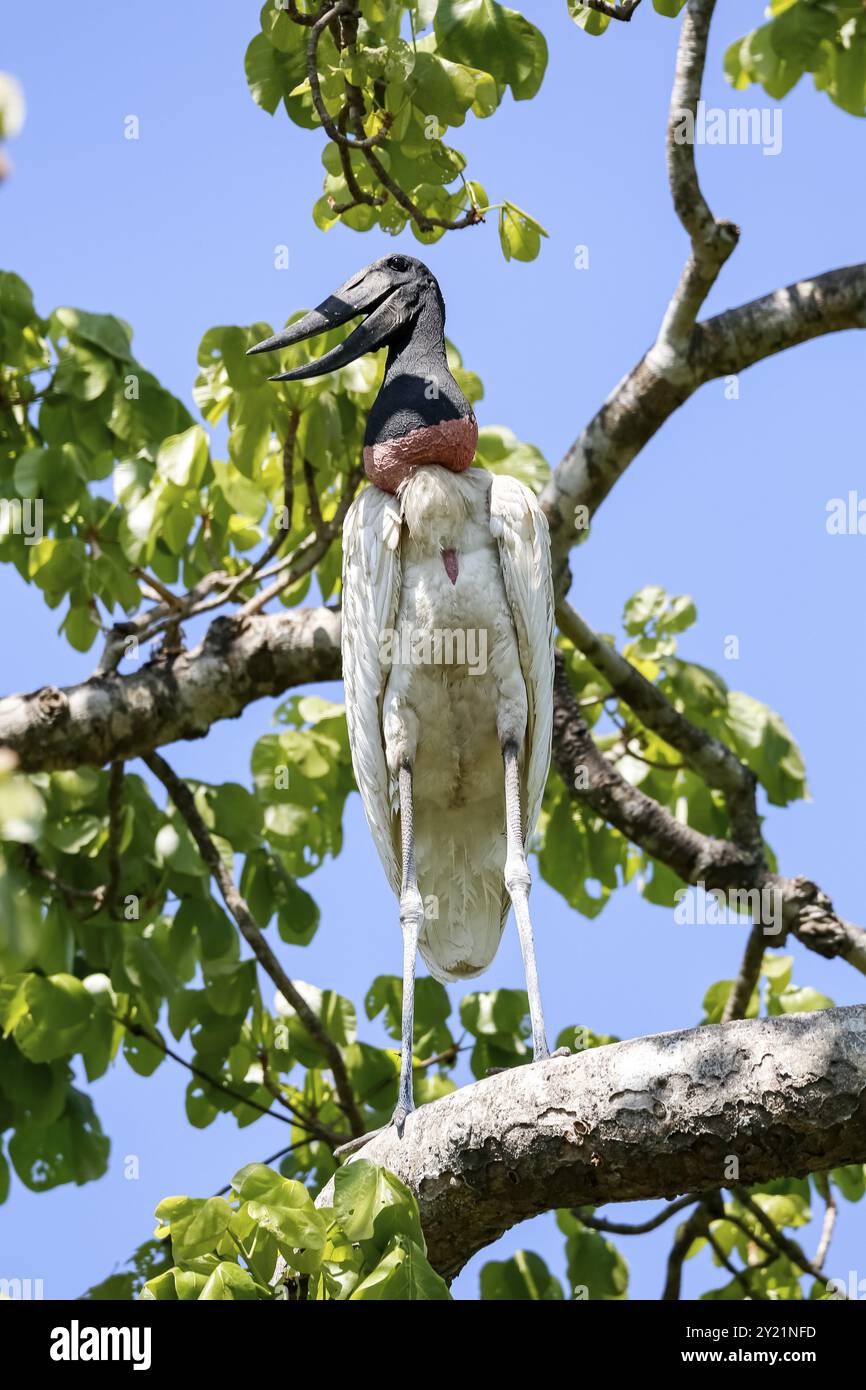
[246,265,407,381]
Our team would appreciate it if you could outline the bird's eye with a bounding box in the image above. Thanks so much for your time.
[389,256,409,272]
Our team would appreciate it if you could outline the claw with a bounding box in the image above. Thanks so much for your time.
[532,1044,571,1063]
[334,1102,415,1160]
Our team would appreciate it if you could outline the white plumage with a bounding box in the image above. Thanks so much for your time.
[341,464,554,985]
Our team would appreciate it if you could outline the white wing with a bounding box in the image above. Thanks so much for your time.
[341,485,403,895]
[489,474,555,846]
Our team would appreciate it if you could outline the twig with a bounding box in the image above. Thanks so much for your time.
[102,760,125,916]
[705,1227,766,1299]
[813,1178,837,1272]
[662,1200,712,1300]
[731,1188,839,1292]
[576,1193,698,1236]
[238,463,362,619]
[720,919,766,1024]
[259,1050,346,1147]
[119,1015,297,1129]
[556,601,762,858]
[212,1137,318,1198]
[306,3,390,150]
[142,750,365,1137]
[578,0,642,19]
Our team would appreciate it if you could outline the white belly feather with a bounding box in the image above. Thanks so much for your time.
[381,469,528,980]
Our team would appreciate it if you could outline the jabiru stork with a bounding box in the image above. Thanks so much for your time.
[249,255,566,1152]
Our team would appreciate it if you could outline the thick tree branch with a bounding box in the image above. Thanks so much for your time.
[551,655,866,976]
[317,1006,866,1280]
[0,606,342,773]
[541,263,866,571]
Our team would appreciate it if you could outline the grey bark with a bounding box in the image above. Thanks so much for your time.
[540,263,866,576]
[0,606,342,772]
[551,654,866,976]
[317,1005,866,1281]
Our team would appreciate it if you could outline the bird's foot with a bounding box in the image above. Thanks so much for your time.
[334,1101,415,1160]
[534,1045,572,1063]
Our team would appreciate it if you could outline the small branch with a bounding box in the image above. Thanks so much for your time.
[119,1015,296,1129]
[813,1178,837,1272]
[238,463,362,619]
[705,1227,766,1299]
[732,1188,839,1292]
[654,0,739,367]
[551,654,866,976]
[142,750,364,1137]
[579,0,642,19]
[306,3,390,151]
[541,262,866,570]
[577,1192,698,1236]
[662,1201,712,1301]
[720,920,766,1024]
[259,1050,347,1148]
[555,611,761,857]
[102,760,125,916]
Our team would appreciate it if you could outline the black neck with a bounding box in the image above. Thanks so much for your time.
[365,289,472,446]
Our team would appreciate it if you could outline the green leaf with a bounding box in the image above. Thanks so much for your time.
[498,200,548,261]
[232,1163,327,1252]
[333,1160,423,1248]
[154,1194,234,1261]
[725,691,807,806]
[564,1225,629,1299]
[198,1261,262,1300]
[156,425,209,489]
[434,0,548,100]
[0,770,44,844]
[52,307,132,360]
[9,1088,109,1191]
[350,1235,451,1300]
[769,985,834,1015]
[475,425,550,491]
[480,1249,564,1299]
[568,1,611,36]
[13,973,94,1062]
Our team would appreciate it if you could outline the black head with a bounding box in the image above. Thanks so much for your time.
[246,255,444,380]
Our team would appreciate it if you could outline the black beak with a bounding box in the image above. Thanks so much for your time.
[246,265,408,380]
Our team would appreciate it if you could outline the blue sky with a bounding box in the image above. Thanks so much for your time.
[2,0,864,1299]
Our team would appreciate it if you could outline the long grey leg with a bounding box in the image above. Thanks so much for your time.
[394,762,423,1131]
[503,740,559,1062]
[334,763,423,1159]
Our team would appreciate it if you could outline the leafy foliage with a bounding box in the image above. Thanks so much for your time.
[2,0,863,1302]
[142,1159,450,1300]
[541,585,807,916]
[244,0,548,255]
[727,0,866,118]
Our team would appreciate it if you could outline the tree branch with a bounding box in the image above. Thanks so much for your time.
[654,0,739,367]
[541,266,866,574]
[0,605,342,773]
[557,601,761,857]
[143,750,364,1138]
[580,0,643,20]
[316,1005,866,1280]
[551,654,866,975]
